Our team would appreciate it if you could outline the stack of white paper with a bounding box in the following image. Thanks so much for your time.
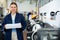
[5,23,22,29]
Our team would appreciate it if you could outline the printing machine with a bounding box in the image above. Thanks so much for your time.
[34,28,59,40]
[25,10,60,40]
[26,19,60,40]
[32,23,60,40]
[0,17,4,40]
[0,7,4,40]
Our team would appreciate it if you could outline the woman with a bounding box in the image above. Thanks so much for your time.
[2,2,26,40]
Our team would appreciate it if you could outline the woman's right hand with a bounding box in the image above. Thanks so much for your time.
[4,25,6,29]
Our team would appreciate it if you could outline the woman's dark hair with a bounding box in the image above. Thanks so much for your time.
[10,2,17,7]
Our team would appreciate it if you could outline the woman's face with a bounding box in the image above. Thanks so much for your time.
[10,4,17,13]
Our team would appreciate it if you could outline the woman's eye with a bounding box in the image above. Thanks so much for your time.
[14,7,16,8]
[11,7,13,8]
[11,7,16,8]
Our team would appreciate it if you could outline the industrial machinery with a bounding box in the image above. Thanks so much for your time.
[26,19,41,40]
[0,7,4,40]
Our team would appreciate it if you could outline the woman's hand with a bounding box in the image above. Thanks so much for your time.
[4,25,6,29]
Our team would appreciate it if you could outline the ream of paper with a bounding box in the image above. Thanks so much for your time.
[5,23,22,29]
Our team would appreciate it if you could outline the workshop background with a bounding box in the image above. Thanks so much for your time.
[0,0,60,40]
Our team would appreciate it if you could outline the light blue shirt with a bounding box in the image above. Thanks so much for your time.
[11,13,16,32]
